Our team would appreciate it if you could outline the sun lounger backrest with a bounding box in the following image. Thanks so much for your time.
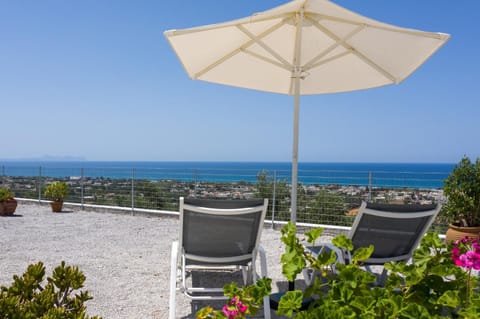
[349,202,441,264]
[179,197,268,266]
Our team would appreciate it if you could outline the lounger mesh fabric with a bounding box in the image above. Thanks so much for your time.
[303,201,441,286]
[352,203,438,262]
[182,198,264,265]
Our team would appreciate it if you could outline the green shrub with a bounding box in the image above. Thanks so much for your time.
[0,186,14,201]
[44,181,68,201]
[443,156,480,227]
[0,261,102,319]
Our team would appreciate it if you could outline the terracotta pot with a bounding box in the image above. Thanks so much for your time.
[50,201,63,213]
[2,199,17,216]
[445,223,480,243]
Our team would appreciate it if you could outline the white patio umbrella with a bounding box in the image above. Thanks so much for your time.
[164,0,450,224]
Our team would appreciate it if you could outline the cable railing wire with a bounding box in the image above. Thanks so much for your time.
[0,164,448,232]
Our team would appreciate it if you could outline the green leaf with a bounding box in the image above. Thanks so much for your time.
[351,245,374,263]
[399,303,432,319]
[437,290,459,308]
[277,290,303,317]
[400,263,427,286]
[384,272,403,289]
[305,228,323,244]
[349,296,375,311]
[375,295,402,318]
[248,277,272,303]
[332,235,353,251]
[413,245,435,266]
[336,306,357,319]
[310,250,337,269]
[223,282,240,297]
[422,232,444,249]
[282,255,306,282]
[280,223,307,282]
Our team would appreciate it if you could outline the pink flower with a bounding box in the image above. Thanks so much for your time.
[222,304,230,316]
[238,302,248,313]
[222,305,239,318]
[221,297,248,318]
[451,234,480,270]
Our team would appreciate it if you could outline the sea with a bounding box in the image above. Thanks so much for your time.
[0,161,454,189]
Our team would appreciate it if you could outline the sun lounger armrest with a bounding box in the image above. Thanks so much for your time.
[302,243,347,286]
[305,243,346,264]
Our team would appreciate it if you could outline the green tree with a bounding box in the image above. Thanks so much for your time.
[307,187,351,226]
[255,170,290,221]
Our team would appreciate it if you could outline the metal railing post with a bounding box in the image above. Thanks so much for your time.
[194,168,198,198]
[271,170,277,229]
[81,168,84,210]
[131,168,135,215]
[368,171,373,202]
[38,166,42,202]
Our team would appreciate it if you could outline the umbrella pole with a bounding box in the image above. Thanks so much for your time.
[291,75,300,225]
[290,9,303,226]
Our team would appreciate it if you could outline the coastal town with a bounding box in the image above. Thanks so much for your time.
[3,173,444,225]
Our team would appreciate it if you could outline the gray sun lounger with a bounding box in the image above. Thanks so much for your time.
[304,201,442,286]
[169,197,270,319]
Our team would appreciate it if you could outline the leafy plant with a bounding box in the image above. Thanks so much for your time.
[0,186,14,201]
[275,224,478,319]
[0,261,101,319]
[44,181,68,201]
[443,156,480,227]
[196,277,271,319]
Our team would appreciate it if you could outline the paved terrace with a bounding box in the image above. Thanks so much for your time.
[0,202,339,318]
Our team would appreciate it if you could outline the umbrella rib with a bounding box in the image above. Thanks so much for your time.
[193,17,292,79]
[307,12,449,40]
[349,48,398,83]
[242,49,291,71]
[237,24,293,69]
[307,17,398,83]
[308,51,351,70]
[164,12,294,36]
[351,48,401,84]
[303,20,364,71]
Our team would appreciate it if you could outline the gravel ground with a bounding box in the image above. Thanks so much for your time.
[0,202,336,319]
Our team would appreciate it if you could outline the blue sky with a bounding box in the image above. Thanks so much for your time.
[0,0,478,163]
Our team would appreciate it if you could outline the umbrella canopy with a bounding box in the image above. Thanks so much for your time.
[164,0,450,224]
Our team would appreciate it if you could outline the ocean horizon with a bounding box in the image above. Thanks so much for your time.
[1,161,454,189]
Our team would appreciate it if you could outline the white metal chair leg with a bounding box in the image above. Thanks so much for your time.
[258,246,271,319]
[241,265,252,285]
[169,241,179,319]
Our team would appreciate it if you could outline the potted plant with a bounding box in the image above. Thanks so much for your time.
[0,186,17,216]
[443,156,480,242]
[44,181,68,212]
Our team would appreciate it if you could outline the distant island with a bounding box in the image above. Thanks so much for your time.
[0,155,87,162]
